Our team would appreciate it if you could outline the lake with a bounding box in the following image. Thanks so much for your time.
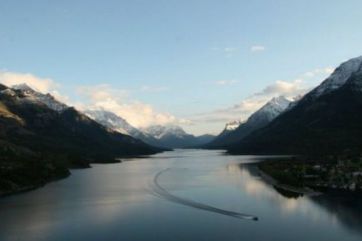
[0,149,361,241]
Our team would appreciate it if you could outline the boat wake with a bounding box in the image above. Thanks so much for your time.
[149,168,258,221]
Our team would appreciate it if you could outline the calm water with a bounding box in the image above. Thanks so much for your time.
[0,149,361,241]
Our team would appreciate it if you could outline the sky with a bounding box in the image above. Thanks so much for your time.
[0,0,362,135]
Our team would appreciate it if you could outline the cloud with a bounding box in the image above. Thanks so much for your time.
[212,47,239,57]
[223,47,239,57]
[192,78,309,124]
[303,67,335,78]
[76,84,189,128]
[0,70,71,105]
[77,84,129,102]
[215,80,239,86]
[250,45,266,52]
[188,65,335,130]
[255,79,306,97]
[51,90,71,104]
[0,70,58,93]
[0,71,188,128]
[189,95,274,125]
[223,47,238,53]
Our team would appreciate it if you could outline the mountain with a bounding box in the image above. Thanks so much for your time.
[85,110,214,148]
[12,84,68,112]
[195,134,216,145]
[0,84,164,195]
[227,56,362,156]
[0,84,162,159]
[85,109,160,146]
[206,96,291,148]
[142,125,215,148]
[309,56,362,98]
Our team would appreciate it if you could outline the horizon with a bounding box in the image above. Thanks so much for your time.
[1,1,362,135]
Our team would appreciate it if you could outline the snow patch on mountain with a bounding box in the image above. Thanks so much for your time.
[142,125,187,139]
[311,56,362,97]
[12,84,68,112]
[248,96,291,123]
[85,109,134,135]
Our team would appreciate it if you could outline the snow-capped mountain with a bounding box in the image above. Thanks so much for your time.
[310,56,362,98]
[142,125,188,139]
[85,109,136,135]
[143,125,214,148]
[227,55,362,155]
[247,96,291,125]
[11,84,68,112]
[85,109,160,146]
[205,96,292,148]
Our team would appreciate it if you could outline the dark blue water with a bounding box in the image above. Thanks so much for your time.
[0,150,361,241]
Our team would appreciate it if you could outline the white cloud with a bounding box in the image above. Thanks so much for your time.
[192,78,308,124]
[77,84,129,102]
[212,47,239,57]
[0,71,188,128]
[188,65,335,132]
[223,47,238,53]
[303,67,335,78]
[255,79,306,97]
[0,65,336,135]
[51,90,71,104]
[215,80,239,86]
[250,45,266,52]
[189,95,273,125]
[0,70,71,105]
[0,70,58,93]
[77,84,189,128]
[224,47,239,57]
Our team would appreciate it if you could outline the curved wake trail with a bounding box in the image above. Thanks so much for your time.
[150,168,258,221]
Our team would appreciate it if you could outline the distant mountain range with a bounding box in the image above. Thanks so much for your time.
[225,56,362,156]
[205,96,292,148]
[85,109,214,149]
[84,109,161,146]
[142,125,215,148]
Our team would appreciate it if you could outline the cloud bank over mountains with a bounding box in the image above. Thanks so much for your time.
[0,70,188,129]
[187,67,335,131]
[0,66,334,134]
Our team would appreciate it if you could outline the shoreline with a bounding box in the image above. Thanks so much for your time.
[253,164,322,196]
[0,149,165,198]
[0,172,71,198]
[253,156,362,196]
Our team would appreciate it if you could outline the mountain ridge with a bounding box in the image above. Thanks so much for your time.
[0,83,165,195]
[227,56,362,156]
[205,96,291,148]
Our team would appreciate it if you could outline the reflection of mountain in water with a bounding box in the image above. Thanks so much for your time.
[238,162,304,199]
[272,186,303,199]
[238,163,362,236]
[310,195,362,235]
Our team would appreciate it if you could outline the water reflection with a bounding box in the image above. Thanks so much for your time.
[311,195,362,235]
[0,150,361,241]
[236,163,362,236]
